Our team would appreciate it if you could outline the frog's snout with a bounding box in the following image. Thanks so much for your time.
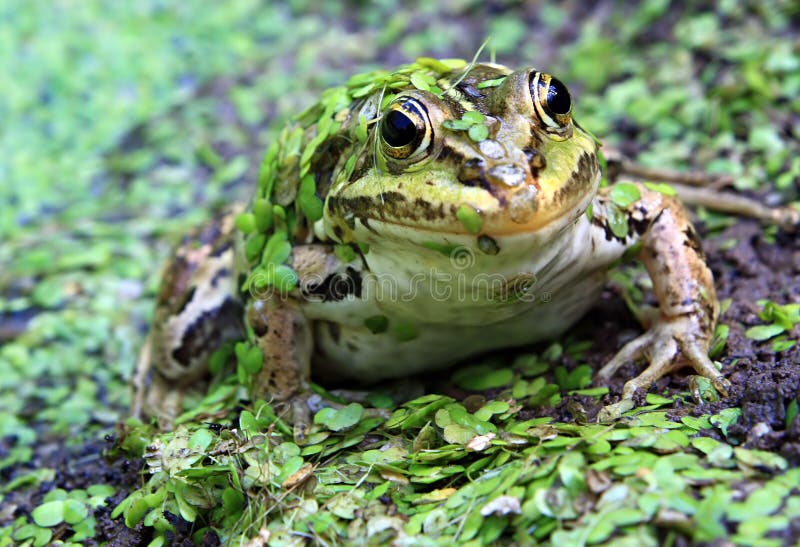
[455,141,542,224]
[457,153,541,188]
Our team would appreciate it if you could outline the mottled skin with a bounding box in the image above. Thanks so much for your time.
[133,61,727,427]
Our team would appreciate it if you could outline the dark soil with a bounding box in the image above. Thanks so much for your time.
[0,435,145,546]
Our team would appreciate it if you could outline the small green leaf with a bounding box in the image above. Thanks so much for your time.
[364,315,389,334]
[609,182,641,208]
[645,393,674,405]
[393,322,418,342]
[241,345,263,375]
[174,489,197,523]
[477,77,506,89]
[235,213,256,234]
[734,447,788,472]
[681,415,712,430]
[709,324,729,358]
[443,119,472,131]
[253,199,274,232]
[644,181,677,196]
[691,436,721,454]
[422,241,460,256]
[222,487,245,514]
[63,499,89,525]
[606,202,629,239]
[188,428,214,451]
[456,204,483,234]
[272,264,298,292]
[462,111,485,124]
[772,338,797,352]
[87,484,115,499]
[410,71,432,91]
[786,399,799,429]
[125,497,149,528]
[468,124,489,142]
[745,323,785,341]
[452,365,513,390]
[32,500,64,527]
[710,407,741,437]
[443,423,476,444]
[240,410,259,435]
[299,175,324,222]
[355,114,368,142]
[244,234,266,263]
[335,244,357,263]
[326,403,364,431]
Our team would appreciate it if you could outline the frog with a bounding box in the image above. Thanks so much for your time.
[133,57,788,430]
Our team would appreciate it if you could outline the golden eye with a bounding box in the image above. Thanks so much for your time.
[529,71,572,130]
[380,98,432,160]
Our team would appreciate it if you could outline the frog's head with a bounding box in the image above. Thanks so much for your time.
[324,63,600,248]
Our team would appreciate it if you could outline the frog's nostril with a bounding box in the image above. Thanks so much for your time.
[458,157,485,185]
[487,164,527,187]
[524,148,547,174]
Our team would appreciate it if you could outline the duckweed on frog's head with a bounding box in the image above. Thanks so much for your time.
[253,57,600,256]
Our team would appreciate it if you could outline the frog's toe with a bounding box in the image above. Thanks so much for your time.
[681,341,729,396]
[285,395,312,445]
[597,398,634,422]
[596,330,654,382]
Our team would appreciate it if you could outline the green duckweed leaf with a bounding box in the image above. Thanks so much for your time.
[745,324,785,341]
[456,204,483,234]
[364,315,389,334]
[32,501,64,527]
[609,182,641,208]
[452,365,513,390]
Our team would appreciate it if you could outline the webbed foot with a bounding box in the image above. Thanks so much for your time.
[595,315,730,421]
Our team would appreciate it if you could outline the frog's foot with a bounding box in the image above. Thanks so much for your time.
[596,316,730,421]
[270,393,313,444]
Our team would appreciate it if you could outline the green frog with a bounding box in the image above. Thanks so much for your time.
[134,58,778,429]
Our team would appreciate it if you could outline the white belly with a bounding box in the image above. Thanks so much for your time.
[312,271,607,382]
[304,212,628,383]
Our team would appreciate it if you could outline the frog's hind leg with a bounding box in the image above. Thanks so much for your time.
[132,210,245,426]
[608,157,799,229]
[668,183,798,229]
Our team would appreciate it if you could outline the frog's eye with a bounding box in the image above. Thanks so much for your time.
[529,72,572,131]
[380,98,432,160]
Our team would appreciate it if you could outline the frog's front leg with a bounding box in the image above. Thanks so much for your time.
[605,154,799,229]
[245,244,365,440]
[592,184,729,419]
[245,295,313,439]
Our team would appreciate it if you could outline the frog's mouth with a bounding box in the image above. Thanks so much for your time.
[325,160,599,240]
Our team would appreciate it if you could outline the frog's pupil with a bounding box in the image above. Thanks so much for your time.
[546,77,571,115]
[383,110,417,147]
